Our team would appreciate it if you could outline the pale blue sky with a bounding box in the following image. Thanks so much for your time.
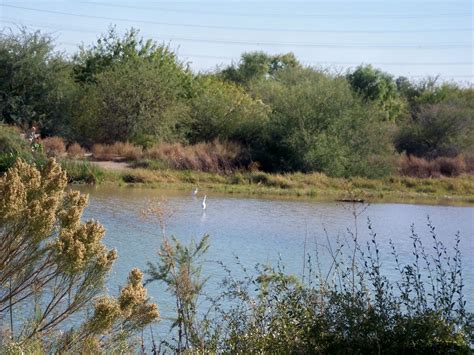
[1,0,472,83]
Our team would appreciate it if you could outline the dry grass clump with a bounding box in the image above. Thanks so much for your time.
[399,155,437,178]
[89,140,243,172]
[67,142,86,158]
[144,140,243,173]
[399,154,468,178]
[91,142,143,161]
[436,156,466,177]
[464,154,474,173]
[42,136,66,157]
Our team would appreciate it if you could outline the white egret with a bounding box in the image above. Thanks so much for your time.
[193,187,198,196]
[202,195,207,210]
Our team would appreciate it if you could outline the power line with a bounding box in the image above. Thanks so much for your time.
[1,20,470,49]
[178,53,473,66]
[46,37,474,49]
[1,4,472,35]
[79,1,472,19]
[409,75,474,78]
[55,42,472,68]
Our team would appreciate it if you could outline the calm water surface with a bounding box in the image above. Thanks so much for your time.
[76,185,474,335]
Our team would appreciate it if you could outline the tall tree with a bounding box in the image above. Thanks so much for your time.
[188,75,269,144]
[250,66,395,177]
[347,65,407,121]
[0,28,74,134]
[221,51,300,84]
[73,27,185,85]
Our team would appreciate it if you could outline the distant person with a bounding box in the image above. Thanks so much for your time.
[26,126,39,143]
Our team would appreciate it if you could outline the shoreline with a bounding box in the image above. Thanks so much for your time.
[64,161,474,206]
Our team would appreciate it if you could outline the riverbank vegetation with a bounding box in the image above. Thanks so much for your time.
[1,28,472,183]
[1,160,471,353]
[143,222,471,353]
[68,164,474,204]
[2,122,472,204]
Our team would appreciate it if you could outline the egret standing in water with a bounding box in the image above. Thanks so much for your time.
[202,195,207,210]
[193,187,198,196]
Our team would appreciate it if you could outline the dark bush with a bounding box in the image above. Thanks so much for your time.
[396,100,474,159]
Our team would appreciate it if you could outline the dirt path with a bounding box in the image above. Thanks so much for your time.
[89,160,131,171]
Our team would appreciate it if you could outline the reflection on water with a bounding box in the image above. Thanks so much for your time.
[75,185,474,334]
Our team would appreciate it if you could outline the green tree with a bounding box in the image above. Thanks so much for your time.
[347,65,407,121]
[0,28,75,135]
[397,76,468,108]
[221,51,300,85]
[188,76,269,144]
[396,98,474,158]
[249,66,395,177]
[72,58,191,145]
[73,27,184,85]
[71,28,193,145]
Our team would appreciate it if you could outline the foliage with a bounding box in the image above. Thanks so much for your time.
[1,27,473,178]
[396,76,469,108]
[0,159,159,352]
[66,142,85,159]
[249,66,395,177]
[155,220,470,353]
[60,159,105,184]
[72,27,185,85]
[0,28,76,135]
[221,51,300,84]
[347,65,407,121]
[396,98,474,158]
[399,154,467,178]
[0,124,45,172]
[72,59,191,145]
[188,76,270,144]
[146,234,210,352]
[91,142,143,161]
[138,217,471,353]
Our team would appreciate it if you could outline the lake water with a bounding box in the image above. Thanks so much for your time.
[76,185,474,337]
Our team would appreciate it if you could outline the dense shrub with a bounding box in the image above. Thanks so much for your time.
[347,64,407,121]
[188,76,270,144]
[220,51,301,85]
[1,28,473,178]
[71,37,191,145]
[248,66,396,177]
[0,28,76,135]
[396,99,474,158]
[465,154,474,173]
[398,154,439,178]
